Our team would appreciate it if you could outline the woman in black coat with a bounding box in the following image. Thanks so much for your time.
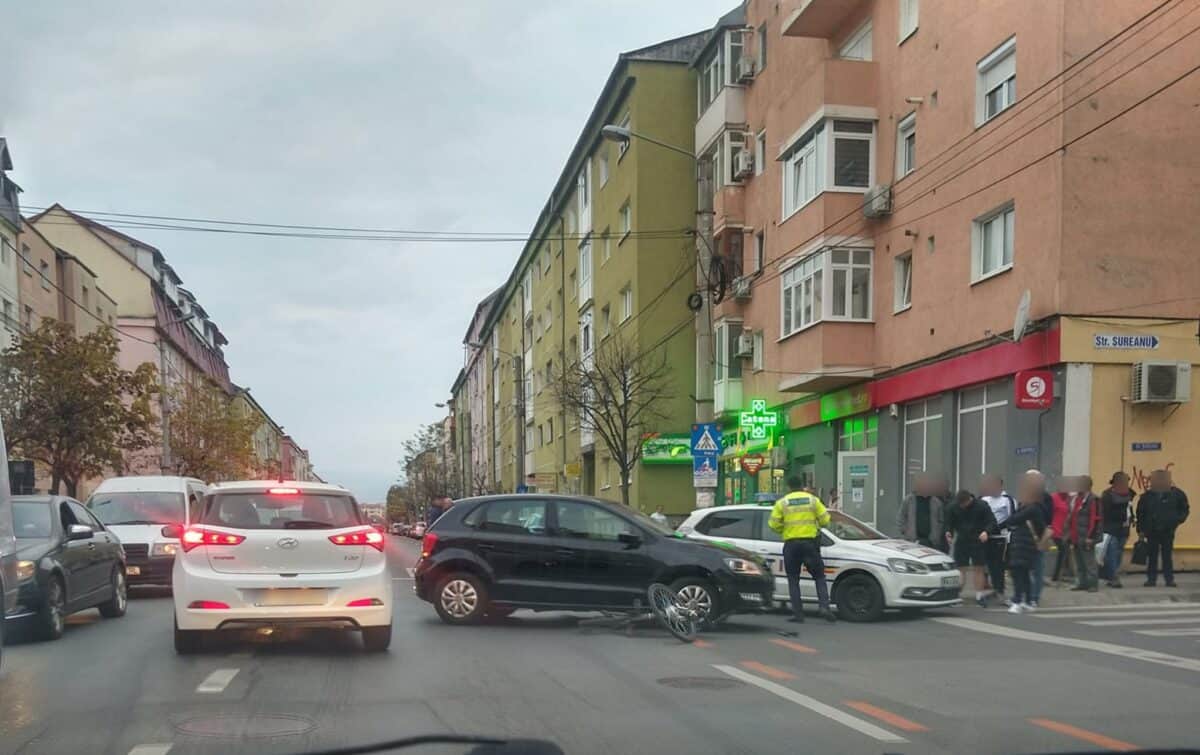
[1006,474,1048,613]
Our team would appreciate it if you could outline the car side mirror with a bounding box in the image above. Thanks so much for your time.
[67,523,94,541]
[161,523,183,540]
[618,532,642,549]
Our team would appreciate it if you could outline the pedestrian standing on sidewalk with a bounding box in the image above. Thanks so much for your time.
[1025,469,1054,608]
[1005,474,1049,614]
[649,505,668,525]
[979,474,1016,604]
[896,474,946,551]
[1065,475,1101,592]
[1100,472,1134,587]
[1137,470,1190,587]
[1049,478,1076,583]
[769,475,836,624]
[945,490,994,607]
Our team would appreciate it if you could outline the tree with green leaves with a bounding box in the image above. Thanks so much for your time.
[399,422,460,513]
[0,320,160,497]
[167,380,261,482]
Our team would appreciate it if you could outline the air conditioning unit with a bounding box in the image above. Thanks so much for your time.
[737,56,756,82]
[732,150,755,180]
[1131,361,1191,404]
[732,276,752,300]
[735,332,755,359]
[863,184,893,218]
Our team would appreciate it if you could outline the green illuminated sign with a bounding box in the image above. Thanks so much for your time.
[641,433,692,464]
[739,399,779,441]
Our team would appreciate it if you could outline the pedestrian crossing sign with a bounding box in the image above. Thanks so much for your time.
[694,429,719,452]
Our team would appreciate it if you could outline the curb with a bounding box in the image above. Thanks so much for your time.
[1037,588,1200,608]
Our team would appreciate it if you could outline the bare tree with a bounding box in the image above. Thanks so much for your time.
[552,333,673,507]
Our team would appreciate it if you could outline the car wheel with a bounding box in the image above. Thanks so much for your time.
[434,573,487,625]
[98,567,128,618]
[362,624,392,652]
[670,577,719,628]
[835,573,884,622]
[36,576,67,641]
[174,616,203,654]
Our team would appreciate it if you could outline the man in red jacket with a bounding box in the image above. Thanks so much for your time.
[1064,475,1102,592]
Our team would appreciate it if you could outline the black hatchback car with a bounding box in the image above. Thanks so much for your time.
[414,494,773,625]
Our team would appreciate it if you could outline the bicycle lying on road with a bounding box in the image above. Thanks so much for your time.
[577,583,700,643]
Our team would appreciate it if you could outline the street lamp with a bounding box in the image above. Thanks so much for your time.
[600,124,695,159]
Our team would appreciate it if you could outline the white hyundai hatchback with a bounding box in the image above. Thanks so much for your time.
[169,481,392,653]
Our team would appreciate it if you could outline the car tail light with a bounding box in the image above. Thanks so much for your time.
[347,598,384,607]
[268,487,299,495]
[329,527,385,552]
[187,600,230,610]
[181,527,246,553]
[421,532,439,559]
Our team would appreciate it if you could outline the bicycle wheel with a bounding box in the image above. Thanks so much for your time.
[648,583,696,643]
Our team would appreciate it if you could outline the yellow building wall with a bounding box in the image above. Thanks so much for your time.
[32,209,154,316]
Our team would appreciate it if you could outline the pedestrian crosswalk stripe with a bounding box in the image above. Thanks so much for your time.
[1007,601,1200,614]
[1134,627,1200,637]
[1080,616,1200,627]
[1036,609,1200,620]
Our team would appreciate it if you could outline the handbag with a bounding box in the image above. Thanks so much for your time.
[1131,538,1149,566]
[1094,533,1111,567]
[1028,521,1054,552]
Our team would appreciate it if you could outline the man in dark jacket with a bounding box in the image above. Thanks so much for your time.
[1025,469,1054,607]
[1065,476,1102,592]
[1137,470,1190,587]
[896,474,946,550]
[945,490,996,607]
[427,494,453,525]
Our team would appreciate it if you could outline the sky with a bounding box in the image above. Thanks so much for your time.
[2,0,735,501]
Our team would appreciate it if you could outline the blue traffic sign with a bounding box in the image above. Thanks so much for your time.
[691,423,722,455]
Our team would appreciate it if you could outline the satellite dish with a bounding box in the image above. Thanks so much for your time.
[1012,289,1031,343]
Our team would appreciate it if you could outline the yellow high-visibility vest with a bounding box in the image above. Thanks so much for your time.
[768,491,831,540]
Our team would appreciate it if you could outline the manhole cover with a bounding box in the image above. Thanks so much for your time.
[656,676,744,690]
[175,714,317,739]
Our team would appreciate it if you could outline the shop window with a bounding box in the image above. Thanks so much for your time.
[838,415,877,451]
[903,399,944,495]
[956,381,1009,491]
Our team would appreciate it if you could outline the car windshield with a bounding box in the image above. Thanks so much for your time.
[12,500,53,539]
[826,511,886,541]
[87,492,185,526]
[201,492,362,530]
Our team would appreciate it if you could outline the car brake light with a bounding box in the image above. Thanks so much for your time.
[329,528,385,552]
[181,527,246,552]
[268,487,299,495]
[347,598,384,607]
[188,600,230,610]
[421,531,439,558]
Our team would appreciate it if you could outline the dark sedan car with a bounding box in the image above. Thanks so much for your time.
[10,496,127,640]
[414,494,773,625]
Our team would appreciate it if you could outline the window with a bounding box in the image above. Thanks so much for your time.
[832,120,873,188]
[896,113,916,178]
[569,271,577,302]
[617,112,631,159]
[578,241,592,303]
[754,130,766,176]
[547,418,554,443]
[900,0,919,41]
[752,331,764,372]
[599,148,609,186]
[727,130,747,184]
[714,320,743,381]
[619,201,631,240]
[972,204,1015,280]
[39,260,51,291]
[544,302,552,332]
[838,415,878,452]
[602,228,611,263]
[475,499,546,535]
[82,286,89,311]
[537,424,545,447]
[522,273,532,313]
[553,501,637,541]
[783,132,821,216]
[957,381,1009,491]
[903,399,944,496]
[781,247,872,336]
[580,309,593,355]
[977,37,1016,124]
[620,286,633,322]
[894,253,913,312]
[839,21,873,61]
[1,299,11,329]
[782,118,874,218]
[200,493,359,530]
[600,304,611,339]
[577,160,591,232]
[0,237,9,265]
[753,230,765,272]
[22,305,32,331]
[696,509,756,539]
[699,47,723,113]
[757,24,768,71]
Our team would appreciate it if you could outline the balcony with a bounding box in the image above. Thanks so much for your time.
[783,0,869,39]
[714,378,743,417]
[696,87,746,158]
[712,185,745,230]
[775,321,876,393]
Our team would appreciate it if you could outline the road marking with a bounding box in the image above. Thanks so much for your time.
[1029,718,1139,751]
[1035,609,1200,620]
[713,665,907,744]
[1136,627,1200,637]
[933,617,1200,673]
[392,577,414,581]
[196,668,239,694]
[128,746,172,755]
[995,601,1200,614]
[769,638,818,654]
[1080,617,1200,626]
[739,660,796,680]
[692,639,714,648]
[844,701,930,732]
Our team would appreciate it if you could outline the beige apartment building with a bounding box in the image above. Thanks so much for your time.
[697,0,1200,553]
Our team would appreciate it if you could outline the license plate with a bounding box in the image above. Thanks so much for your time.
[126,566,141,576]
[256,588,326,607]
[941,575,961,588]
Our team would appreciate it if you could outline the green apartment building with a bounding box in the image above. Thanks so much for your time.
[454,33,705,515]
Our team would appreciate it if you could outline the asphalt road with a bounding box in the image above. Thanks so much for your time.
[2,536,1199,755]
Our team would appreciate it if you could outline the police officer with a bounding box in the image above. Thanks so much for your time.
[769,475,837,624]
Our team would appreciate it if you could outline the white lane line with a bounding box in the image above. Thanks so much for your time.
[392,577,415,581]
[196,668,240,694]
[128,745,172,755]
[712,665,907,743]
[1035,609,1200,620]
[1080,617,1200,627]
[989,602,1200,614]
[933,617,1200,673]
[1136,627,1200,637]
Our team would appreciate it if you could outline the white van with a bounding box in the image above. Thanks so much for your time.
[0,417,15,669]
[86,476,208,586]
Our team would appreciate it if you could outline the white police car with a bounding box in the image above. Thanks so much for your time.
[676,504,961,621]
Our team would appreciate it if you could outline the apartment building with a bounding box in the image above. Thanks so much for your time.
[458,33,704,513]
[233,386,285,479]
[451,290,501,496]
[15,222,118,335]
[698,0,1200,551]
[0,139,23,344]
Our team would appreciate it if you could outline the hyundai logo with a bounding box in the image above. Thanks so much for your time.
[276,537,300,550]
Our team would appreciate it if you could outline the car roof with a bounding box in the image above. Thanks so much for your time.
[12,495,66,504]
[92,475,206,494]
[453,493,632,513]
[209,479,351,495]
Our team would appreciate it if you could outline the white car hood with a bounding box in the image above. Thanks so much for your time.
[835,538,953,564]
[106,523,166,547]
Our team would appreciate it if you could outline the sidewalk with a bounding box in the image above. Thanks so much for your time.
[1032,570,1200,608]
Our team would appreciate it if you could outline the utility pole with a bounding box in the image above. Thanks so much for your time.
[694,162,716,510]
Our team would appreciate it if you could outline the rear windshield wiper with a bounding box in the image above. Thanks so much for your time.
[282,520,334,530]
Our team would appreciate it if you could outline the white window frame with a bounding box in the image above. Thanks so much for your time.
[726,29,748,86]
[754,130,766,176]
[977,36,1016,125]
[780,247,873,337]
[753,230,765,273]
[578,240,593,305]
[618,201,632,242]
[782,131,821,218]
[971,203,1015,282]
[752,331,764,372]
[757,24,768,71]
[699,49,723,115]
[899,0,919,42]
[579,308,594,356]
[830,120,875,192]
[599,148,609,187]
[714,319,743,382]
[620,286,633,322]
[901,398,942,496]
[600,304,611,340]
[726,130,748,184]
[894,252,913,313]
[955,381,1009,489]
[521,272,532,315]
[577,159,592,234]
[896,112,916,179]
[781,119,875,221]
[839,21,873,61]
